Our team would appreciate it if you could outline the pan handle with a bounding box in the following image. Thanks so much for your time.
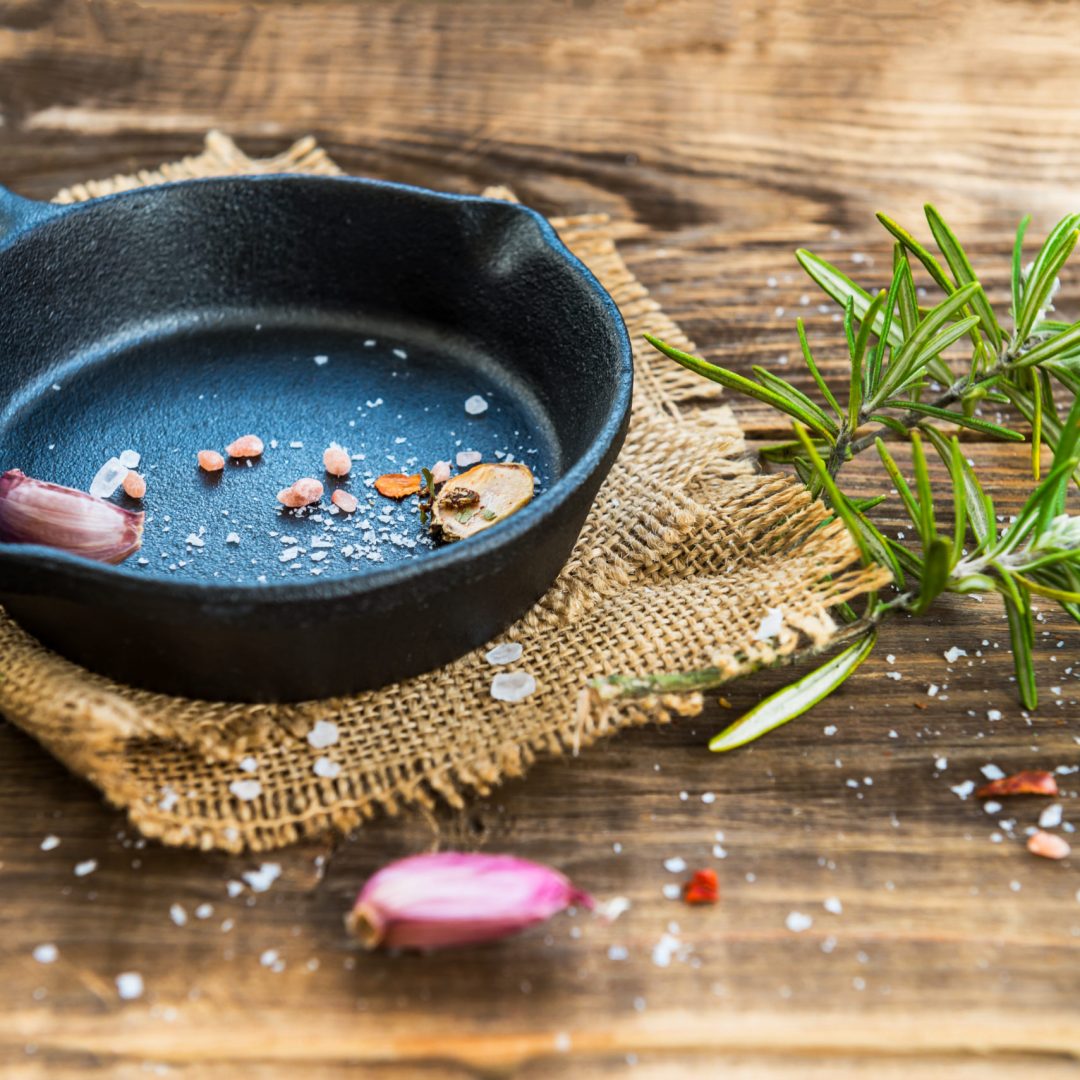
[0,183,65,242]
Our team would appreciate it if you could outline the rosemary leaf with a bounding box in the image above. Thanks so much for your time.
[709,632,877,753]
[925,204,1002,348]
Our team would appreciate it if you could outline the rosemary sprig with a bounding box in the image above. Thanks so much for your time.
[597,207,1080,747]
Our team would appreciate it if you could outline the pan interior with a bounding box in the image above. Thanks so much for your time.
[0,316,558,583]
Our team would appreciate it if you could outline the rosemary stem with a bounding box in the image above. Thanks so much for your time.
[849,355,1014,457]
[592,595,912,701]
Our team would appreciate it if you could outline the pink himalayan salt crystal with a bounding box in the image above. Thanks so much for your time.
[226,434,264,459]
[323,444,352,477]
[122,471,146,499]
[331,489,358,513]
[431,460,452,485]
[198,450,225,472]
[1027,830,1071,860]
[346,852,592,951]
[277,478,323,508]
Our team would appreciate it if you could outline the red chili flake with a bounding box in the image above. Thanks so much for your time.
[976,770,1059,798]
[682,868,719,905]
[1027,830,1071,861]
[375,473,422,499]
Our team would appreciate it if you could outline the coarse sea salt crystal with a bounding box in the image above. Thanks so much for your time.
[169,904,187,926]
[987,708,1002,721]
[313,756,340,779]
[456,450,482,468]
[464,394,489,415]
[980,764,1006,780]
[823,897,842,915]
[279,547,300,563]
[951,780,975,800]
[491,671,537,702]
[115,972,144,1001]
[74,859,97,877]
[33,943,58,964]
[195,903,213,919]
[661,883,681,900]
[485,642,523,666]
[306,720,339,749]
[785,911,813,933]
[313,355,329,366]
[89,457,127,499]
[663,856,687,873]
[651,933,680,967]
[598,896,631,922]
[186,534,205,548]
[118,449,141,469]
[754,607,784,641]
[229,779,262,802]
[226,532,241,545]
[1040,804,1064,829]
[242,863,281,893]
[944,646,967,664]
[41,835,60,851]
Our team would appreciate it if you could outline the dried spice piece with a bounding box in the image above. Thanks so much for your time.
[277,478,324,508]
[345,852,592,951]
[682,868,719,905]
[431,462,534,542]
[198,450,225,473]
[331,489,358,513]
[121,471,146,500]
[225,434,264,459]
[323,444,351,478]
[0,469,144,564]
[1027,830,1071,860]
[976,770,1059,798]
[440,487,480,512]
[375,473,422,499]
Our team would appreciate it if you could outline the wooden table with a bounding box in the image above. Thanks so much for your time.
[1,2,1078,1075]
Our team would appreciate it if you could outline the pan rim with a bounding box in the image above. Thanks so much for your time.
[0,173,634,608]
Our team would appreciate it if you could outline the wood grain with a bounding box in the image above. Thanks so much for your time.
[0,1,1078,1075]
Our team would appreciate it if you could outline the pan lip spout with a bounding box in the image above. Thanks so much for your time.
[0,173,634,613]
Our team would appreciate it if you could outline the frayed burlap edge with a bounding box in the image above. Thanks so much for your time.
[0,134,888,852]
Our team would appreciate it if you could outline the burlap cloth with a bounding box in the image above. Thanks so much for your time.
[0,134,887,852]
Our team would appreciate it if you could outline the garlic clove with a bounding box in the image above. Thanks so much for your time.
[346,851,592,951]
[0,469,144,564]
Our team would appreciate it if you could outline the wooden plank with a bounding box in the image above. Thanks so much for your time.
[0,0,1077,1074]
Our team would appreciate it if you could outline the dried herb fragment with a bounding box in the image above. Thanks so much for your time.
[682,868,719,905]
[976,770,1059,798]
[375,472,422,499]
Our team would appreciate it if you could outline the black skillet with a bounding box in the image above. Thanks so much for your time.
[0,175,632,702]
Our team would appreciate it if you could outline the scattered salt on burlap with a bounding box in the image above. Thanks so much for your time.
[0,134,887,852]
